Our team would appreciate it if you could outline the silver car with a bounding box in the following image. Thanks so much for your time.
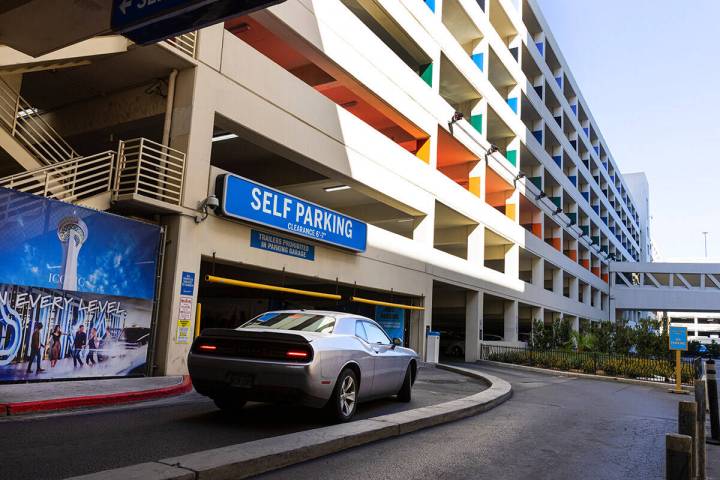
[188,310,418,422]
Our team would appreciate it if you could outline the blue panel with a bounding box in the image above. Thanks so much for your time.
[250,229,315,260]
[582,160,590,169]
[425,0,436,12]
[592,205,600,214]
[669,326,688,351]
[509,47,519,61]
[603,162,608,170]
[219,174,367,252]
[594,146,600,154]
[180,271,195,296]
[581,191,589,201]
[601,216,608,225]
[507,97,518,113]
[535,42,544,55]
[569,139,577,151]
[568,175,577,186]
[533,130,543,143]
[583,127,589,137]
[533,84,543,98]
[552,155,562,167]
[375,306,405,342]
[471,52,484,72]
[555,76,562,87]
[570,104,577,115]
[554,116,562,127]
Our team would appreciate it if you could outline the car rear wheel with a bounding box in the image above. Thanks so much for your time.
[397,364,413,402]
[213,396,247,412]
[327,368,358,422]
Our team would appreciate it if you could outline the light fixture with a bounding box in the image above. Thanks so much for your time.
[397,218,414,223]
[324,185,351,192]
[486,144,499,157]
[449,111,464,125]
[536,191,547,200]
[340,100,358,108]
[212,133,238,142]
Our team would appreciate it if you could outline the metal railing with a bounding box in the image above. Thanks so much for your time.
[480,344,702,386]
[0,150,115,203]
[0,77,78,165]
[114,138,185,206]
[165,31,197,58]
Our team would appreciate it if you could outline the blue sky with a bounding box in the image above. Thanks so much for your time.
[0,189,161,299]
[535,0,720,260]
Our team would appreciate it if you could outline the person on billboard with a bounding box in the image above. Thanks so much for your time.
[73,325,87,367]
[25,322,45,374]
[49,325,62,368]
[86,327,98,366]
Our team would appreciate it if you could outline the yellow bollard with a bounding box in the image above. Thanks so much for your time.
[194,302,202,339]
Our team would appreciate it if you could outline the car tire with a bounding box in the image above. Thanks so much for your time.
[397,364,413,402]
[327,368,358,423]
[213,396,247,412]
[451,345,463,357]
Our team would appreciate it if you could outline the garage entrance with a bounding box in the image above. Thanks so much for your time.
[195,258,424,350]
[432,280,475,359]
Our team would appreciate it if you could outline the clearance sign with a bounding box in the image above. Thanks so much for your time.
[217,174,367,252]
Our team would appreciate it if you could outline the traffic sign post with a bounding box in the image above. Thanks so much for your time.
[111,0,285,45]
[669,326,689,394]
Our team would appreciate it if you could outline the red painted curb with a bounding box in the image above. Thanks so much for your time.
[1,375,192,416]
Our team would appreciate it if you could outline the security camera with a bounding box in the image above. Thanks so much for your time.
[205,195,219,210]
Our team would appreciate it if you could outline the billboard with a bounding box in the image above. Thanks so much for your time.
[0,188,161,382]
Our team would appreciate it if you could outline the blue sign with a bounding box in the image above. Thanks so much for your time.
[218,174,367,252]
[250,230,315,261]
[375,306,405,343]
[669,326,688,351]
[111,0,286,45]
[180,271,195,296]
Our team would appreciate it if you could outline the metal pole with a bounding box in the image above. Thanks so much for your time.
[707,359,720,444]
[694,378,706,479]
[678,401,697,480]
[702,232,708,258]
[666,433,692,480]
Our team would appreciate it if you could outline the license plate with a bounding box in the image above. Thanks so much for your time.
[227,372,254,388]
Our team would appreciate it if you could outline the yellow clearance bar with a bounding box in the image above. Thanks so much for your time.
[350,296,425,311]
[205,275,342,300]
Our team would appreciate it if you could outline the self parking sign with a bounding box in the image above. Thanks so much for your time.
[669,326,688,351]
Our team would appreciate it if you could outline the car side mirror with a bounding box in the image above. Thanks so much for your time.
[392,338,402,348]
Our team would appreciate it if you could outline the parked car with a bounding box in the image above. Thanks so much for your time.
[188,310,418,422]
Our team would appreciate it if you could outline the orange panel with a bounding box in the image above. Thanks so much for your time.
[591,267,601,277]
[580,259,590,269]
[531,223,542,239]
[551,237,561,251]
[602,273,609,283]
[565,249,577,262]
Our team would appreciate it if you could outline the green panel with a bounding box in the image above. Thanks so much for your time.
[420,63,433,87]
[470,114,482,134]
[550,196,561,208]
[529,176,542,190]
[505,149,517,167]
[581,225,590,236]
[591,235,600,245]
[567,212,577,223]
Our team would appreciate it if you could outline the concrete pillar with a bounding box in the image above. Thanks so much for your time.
[552,268,563,294]
[504,299,519,343]
[593,289,602,311]
[570,315,579,332]
[467,224,485,266]
[504,243,520,279]
[465,291,483,362]
[413,206,435,247]
[569,276,579,302]
[582,283,591,306]
[531,256,544,287]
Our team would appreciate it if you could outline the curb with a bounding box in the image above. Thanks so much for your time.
[477,359,694,392]
[65,365,512,480]
[1,375,193,416]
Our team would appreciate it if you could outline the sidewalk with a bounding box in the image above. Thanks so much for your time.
[0,375,192,415]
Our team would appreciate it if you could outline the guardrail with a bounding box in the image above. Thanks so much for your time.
[0,150,115,203]
[0,77,78,165]
[480,344,702,386]
[114,138,185,206]
[165,31,197,58]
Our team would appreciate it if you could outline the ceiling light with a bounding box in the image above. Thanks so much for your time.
[212,133,238,142]
[397,218,414,223]
[324,185,351,192]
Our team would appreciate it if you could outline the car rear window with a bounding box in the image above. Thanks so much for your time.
[241,313,335,334]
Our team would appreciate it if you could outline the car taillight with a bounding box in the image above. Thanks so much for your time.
[198,344,217,352]
[286,349,309,359]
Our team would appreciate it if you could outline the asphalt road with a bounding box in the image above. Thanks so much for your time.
[1,365,484,480]
[254,363,720,480]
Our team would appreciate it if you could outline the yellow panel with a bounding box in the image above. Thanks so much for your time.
[468,176,481,196]
[416,138,431,163]
[505,203,517,221]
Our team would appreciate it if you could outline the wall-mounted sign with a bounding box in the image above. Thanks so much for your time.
[375,306,405,343]
[111,0,286,45]
[669,326,688,351]
[0,188,162,382]
[250,230,315,261]
[217,174,367,252]
[180,271,195,296]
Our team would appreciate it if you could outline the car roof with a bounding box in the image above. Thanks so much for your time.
[262,310,373,321]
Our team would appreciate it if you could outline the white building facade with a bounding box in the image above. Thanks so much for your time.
[0,0,648,375]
